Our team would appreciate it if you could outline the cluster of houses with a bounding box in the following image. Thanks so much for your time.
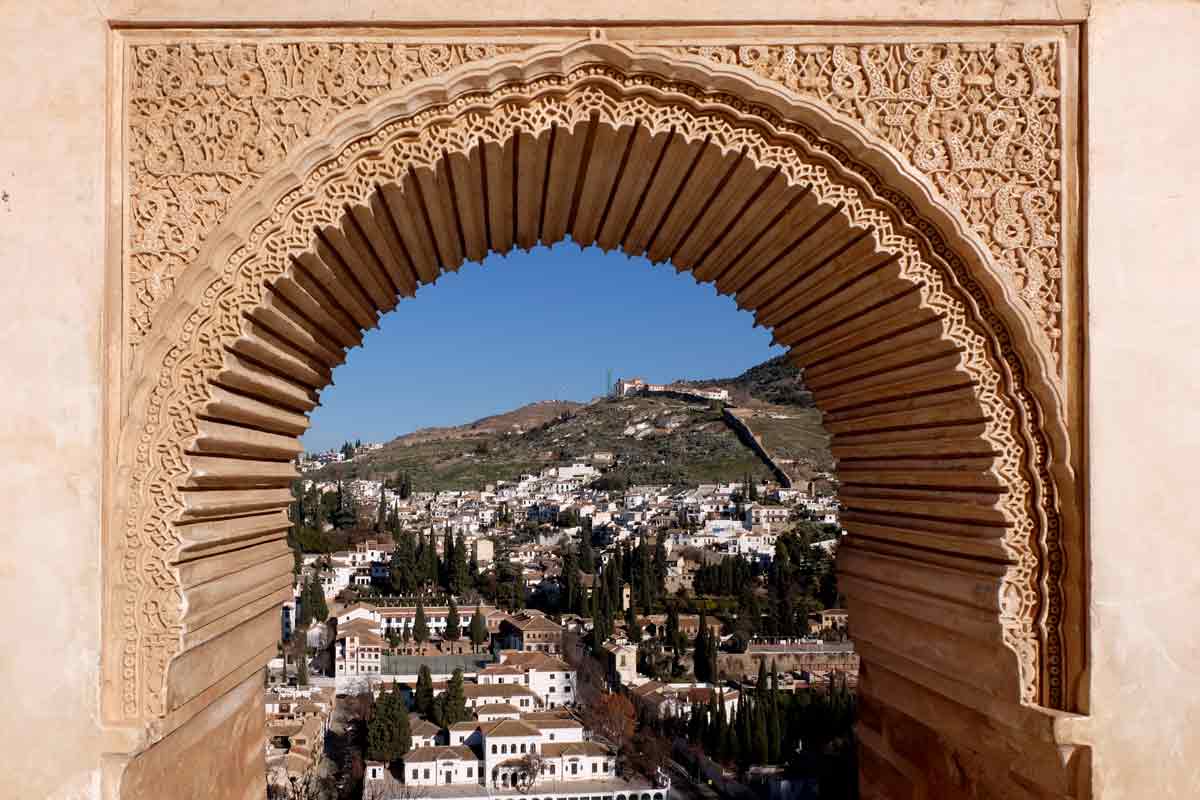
[363,705,667,800]
[263,684,336,787]
[330,602,567,680]
[613,376,731,403]
[290,465,839,614]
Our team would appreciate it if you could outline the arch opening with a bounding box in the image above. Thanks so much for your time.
[111,40,1083,800]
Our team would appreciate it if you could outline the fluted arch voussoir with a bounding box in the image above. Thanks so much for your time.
[110,40,1077,741]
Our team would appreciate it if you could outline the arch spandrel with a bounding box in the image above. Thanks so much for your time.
[110,37,1084,798]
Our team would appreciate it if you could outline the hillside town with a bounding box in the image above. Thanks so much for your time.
[268,438,856,800]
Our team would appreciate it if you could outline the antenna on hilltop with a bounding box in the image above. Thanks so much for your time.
[606,368,613,397]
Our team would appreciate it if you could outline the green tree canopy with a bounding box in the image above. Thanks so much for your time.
[413,601,429,644]
[367,682,412,765]
[415,665,434,718]
[470,604,488,650]
[442,668,468,726]
[445,598,461,642]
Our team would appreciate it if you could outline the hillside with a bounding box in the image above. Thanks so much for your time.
[312,358,832,491]
[688,354,815,408]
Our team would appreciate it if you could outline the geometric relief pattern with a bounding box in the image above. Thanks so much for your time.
[126,41,528,351]
[118,45,1066,726]
[126,36,1066,379]
[673,42,1065,368]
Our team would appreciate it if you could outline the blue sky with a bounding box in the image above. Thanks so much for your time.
[302,242,784,452]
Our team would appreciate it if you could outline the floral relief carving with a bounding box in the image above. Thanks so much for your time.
[672,42,1065,369]
[115,39,1075,729]
[126,40,528,352]
[117,54,1065,725]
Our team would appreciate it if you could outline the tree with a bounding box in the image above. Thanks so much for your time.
[625,604,642,642]
[442,668,468,726]
[375,484,387,532]
[587,692,636,750]
[415,665,434,718]
[413,601,429,646]
[752,696,769,765]
[513,752,545,793]
[651,534,668,600]
[767,660,782,763]
[391,532,417,595]
[300,574,328,626]
[441,530,455,590]
[445,598,461,643]
[368,682,412,764]
[330,481,357,530]
[470,604,488,651]
[452,531,470,595]
[578,528,595,574]
[694,609,711,683]
[295,646,309,686]
[665,605,681,654]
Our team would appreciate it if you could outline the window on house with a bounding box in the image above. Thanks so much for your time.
[412,769,419,779]
[592,764,598,773]
[492,745,497,754]
[424,770,430,779]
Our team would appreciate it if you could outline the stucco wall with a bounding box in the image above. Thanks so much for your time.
[1085,1,1200,796]
[0,2,109,798]
[0,1,1197,798]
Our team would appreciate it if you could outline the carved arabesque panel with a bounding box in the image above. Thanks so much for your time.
[125,33,1068,383]
[116,45,1066,728]
[126,40,529,351]
[672,42,1065,369]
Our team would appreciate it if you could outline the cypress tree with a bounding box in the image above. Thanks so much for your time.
[652,534,668,600]
[694,609,710,682]
[415,532,428,587]
[296,647,308,686]
[368,682,412,764]
[441,530,455,590]
[767,660,781,763]
[470,604,488,651]
[445,597,461,642]
[391,532,417,595]
[706,633,719,685]
[452,531,469,595]
[425,533,440,589]
[752,696,769,765]
[413,601,429,645]
[625,604,641,642]
[704,694,720,753]
[443,668,467,725]
[578,528,595,573]
[415,665,434,718]
[718,689,733,763]
[666,605,681,654]
[562,548,579,614]
[375,484,387,532]
[735,694,750,768]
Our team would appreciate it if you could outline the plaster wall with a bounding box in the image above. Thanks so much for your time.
[0,2,110,798]
[0,1,1197,799]
[1085,1,1200,796]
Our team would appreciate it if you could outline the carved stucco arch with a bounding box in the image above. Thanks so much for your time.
[110,38,1082,793]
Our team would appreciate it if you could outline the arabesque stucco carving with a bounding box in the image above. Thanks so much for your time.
[126,35,1067,375]
[113,39,1075,739]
